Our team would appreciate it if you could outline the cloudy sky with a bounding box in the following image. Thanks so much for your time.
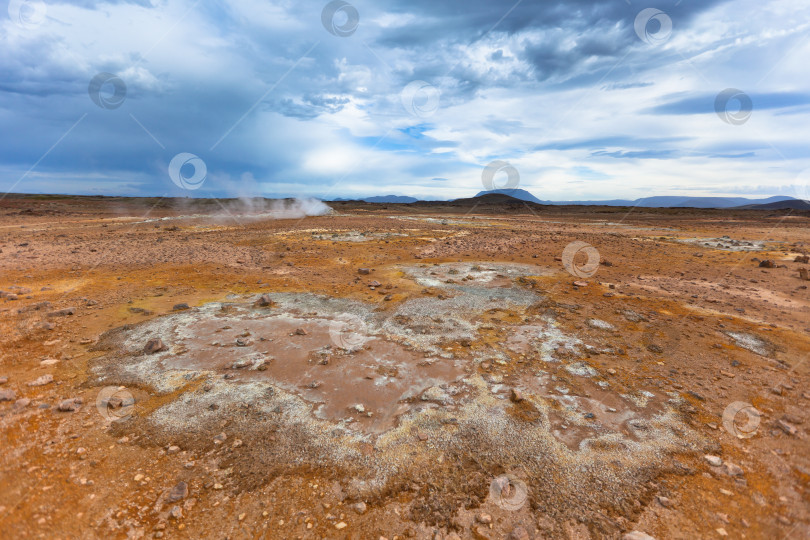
[1,0,809,200]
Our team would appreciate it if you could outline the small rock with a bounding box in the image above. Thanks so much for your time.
[58,398,81,412]
[213,433,227,444]
[721,462,744,477]
[777,420,798,436]
[28,374,53,387]
[656,496,674,508]
[507,526,529,540]
[472,525,492,540]
[510,388,523,402]
[47,307,76,317]
[168,506,183,520]
[353,403,365,413]
[352,502,367,514]
[254,294,274,307]
[476,513,492,524]
[758,260,776,268]
[573,281,588,287]
[172,303,190,311]
[15,398,31,408]
[166,481,188,503]
[704,455,723,467]
[335,522,347,530]
[0,377,7,385]
[231,358,251,369]
[292,328,307,336]
[167,445,180,454]
[358,268,371,275]
[587,318,615,330]
[144,338,167,354]
[0,389,17,402]
[623,532,656,540]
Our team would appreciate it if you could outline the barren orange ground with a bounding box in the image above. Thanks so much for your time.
[0,195,808,539]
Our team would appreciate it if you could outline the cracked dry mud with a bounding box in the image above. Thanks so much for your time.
[1,196,809,539]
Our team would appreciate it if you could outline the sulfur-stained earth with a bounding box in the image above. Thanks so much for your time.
[0,194,809,540]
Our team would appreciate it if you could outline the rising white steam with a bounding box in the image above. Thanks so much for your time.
[224,197,333,219]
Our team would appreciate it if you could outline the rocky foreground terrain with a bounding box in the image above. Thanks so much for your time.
[0,194,809,539]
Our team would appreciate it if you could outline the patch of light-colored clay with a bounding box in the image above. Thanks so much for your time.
[587,319,615,331]
[622,391,658,408]
[724,331,772,356]
[673,236,765,252]
[565,362,598,377]
[537,322,583,362]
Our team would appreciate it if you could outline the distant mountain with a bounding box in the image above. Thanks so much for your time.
[669,195,793,208]
[471,190,799,208]
[363,195,419,203]
[736,199,810,210]
[333,191,803,209]
[451,193,534,206]
[329,195,419,203]
[470,189,544,204]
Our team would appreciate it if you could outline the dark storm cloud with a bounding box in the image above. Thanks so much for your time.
[1,0,807,199]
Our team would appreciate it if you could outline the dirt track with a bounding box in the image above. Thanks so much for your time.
[1,195,809,539]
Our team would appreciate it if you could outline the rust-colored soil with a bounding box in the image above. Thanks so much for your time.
[1,195,808,539]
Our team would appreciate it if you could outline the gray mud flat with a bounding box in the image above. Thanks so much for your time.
[88,263,707,526]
